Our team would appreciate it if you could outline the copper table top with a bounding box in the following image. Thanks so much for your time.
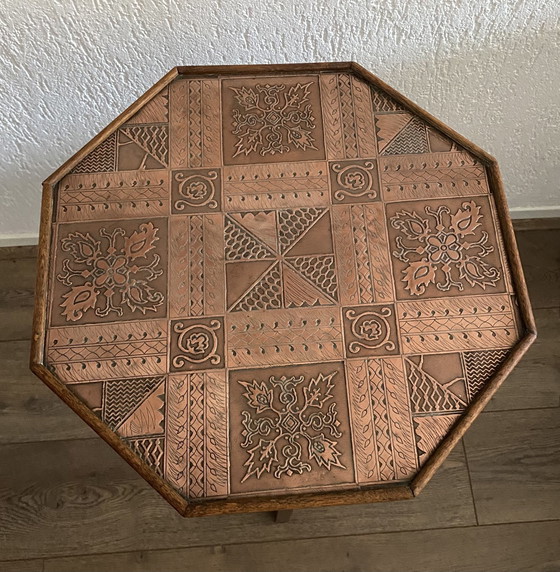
[32,63,535,517]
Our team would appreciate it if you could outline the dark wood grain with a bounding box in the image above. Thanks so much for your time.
[486,308,560,411]
[0,560,43,572]
[0,340,93,444]
[274,509,293,523]
[37,521,560,572]
[464,408,560,524]
[513,217,560,232]
[517,228,560,309]
[0,245,37,260]
[0,439,473,561]
[0,257,35,341]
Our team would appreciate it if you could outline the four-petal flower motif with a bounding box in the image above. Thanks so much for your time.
[94,256,128,288]
[391,201,501,296]
[57,222,164,322]
[426,233,461,264]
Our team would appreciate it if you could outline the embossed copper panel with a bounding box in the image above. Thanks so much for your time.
[32,63,535,517]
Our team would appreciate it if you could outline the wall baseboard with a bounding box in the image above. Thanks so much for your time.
[0,233,40,247]
[509,206,560,219]
[0,207,559,247]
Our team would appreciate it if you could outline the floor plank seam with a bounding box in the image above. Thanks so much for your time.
[0,338,32,344]
[2,519,559,565]
[462,438,480,526]
[482,405,560,415]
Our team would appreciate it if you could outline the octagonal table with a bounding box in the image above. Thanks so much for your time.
[31,62,536,517]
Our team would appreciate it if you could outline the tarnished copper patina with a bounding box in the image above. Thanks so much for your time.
[31,63,535,517]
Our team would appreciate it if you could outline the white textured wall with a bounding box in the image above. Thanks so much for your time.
[1,0,559,243]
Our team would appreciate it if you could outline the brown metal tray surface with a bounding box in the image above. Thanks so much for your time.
[31,63,536,517]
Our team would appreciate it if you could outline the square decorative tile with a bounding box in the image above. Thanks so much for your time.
[170,316,225,372]
[386,196,507,300]
[229,361,355,495]
[225,207,338,310]
[222,76,326,165]
[342,304,400,357]
[50,218,168,326]
[171,168,222,214]
[328,159,380,204]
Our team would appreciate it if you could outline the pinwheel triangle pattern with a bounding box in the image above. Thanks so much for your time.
[225,208,339,311]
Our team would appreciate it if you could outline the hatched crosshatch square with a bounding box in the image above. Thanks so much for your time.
[222,76,326,166]
[229,361,355,495]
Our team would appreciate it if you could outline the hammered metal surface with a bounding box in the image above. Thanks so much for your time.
[42,68,523,506]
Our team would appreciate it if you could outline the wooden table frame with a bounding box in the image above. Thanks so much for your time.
[31,62,536,517]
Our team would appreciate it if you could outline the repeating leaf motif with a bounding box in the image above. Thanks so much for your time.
[230,82,318,158]
[239,371,345,483]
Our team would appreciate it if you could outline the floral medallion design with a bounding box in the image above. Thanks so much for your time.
[170,317,225,372]
[343,304,400,357]
[238,370,344,480]
[239,371,344,482]
[171,168,221,214]
[329,159,380,204]
[229,363,354,494]
[231,82,316,157]
[53,219,167,325]
[222,76,325,165]
[387,198,505,300]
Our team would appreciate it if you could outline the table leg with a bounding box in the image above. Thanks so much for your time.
[274,509,293,523]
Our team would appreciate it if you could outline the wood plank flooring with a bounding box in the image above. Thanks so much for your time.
[0,223,558,572]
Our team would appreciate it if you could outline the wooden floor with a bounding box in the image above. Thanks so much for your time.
[0,221,558,572]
